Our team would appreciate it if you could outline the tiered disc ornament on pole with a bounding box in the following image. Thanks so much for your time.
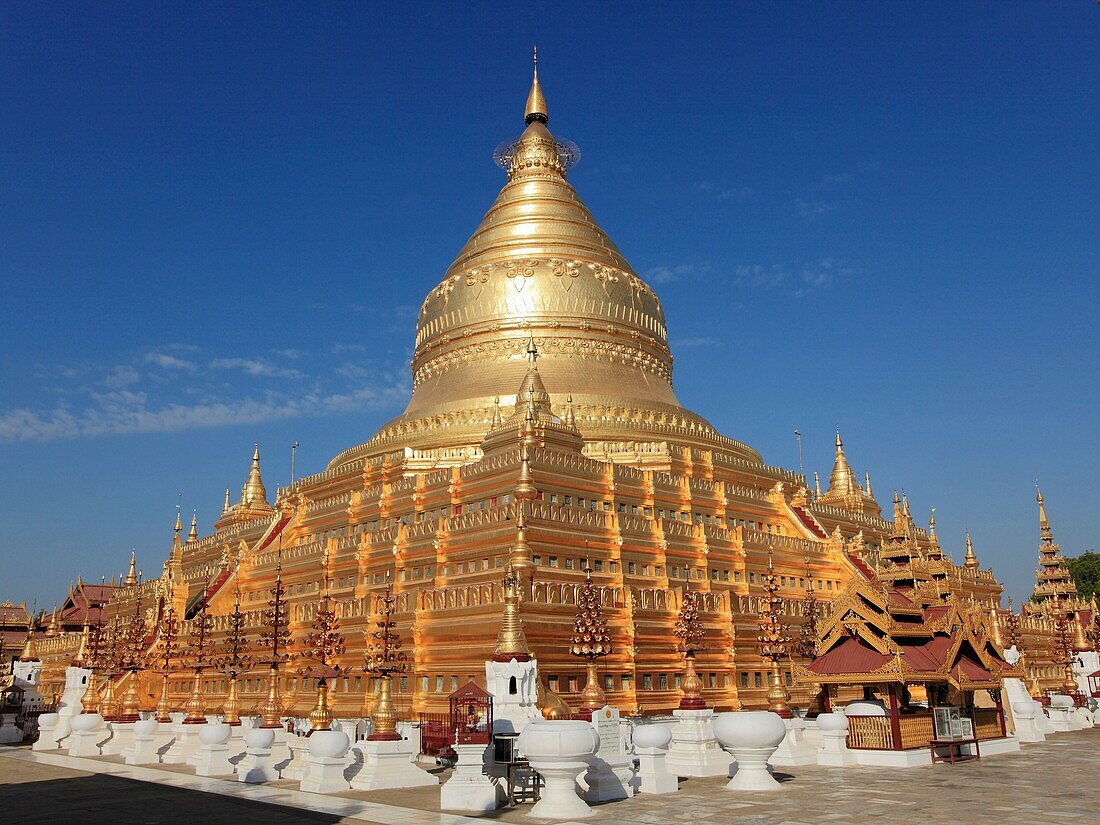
[184,587,215,724]
[363,584,407,741]
[99,615,123,721]
[150,605,181,722]
[212,584,252,726]
[673,578,706,709]
[795,559,824,715]
[115,592,148,722]
[570,566,612,715]
[80,611,107,714]
[757,549,793,718]
[299,586,346,732]
[257,559,292,729]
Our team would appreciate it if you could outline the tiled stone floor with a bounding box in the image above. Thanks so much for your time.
[4,729,1097,825]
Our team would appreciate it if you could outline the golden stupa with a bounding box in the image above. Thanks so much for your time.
[35,56,1074,721]
[329,52,749,469]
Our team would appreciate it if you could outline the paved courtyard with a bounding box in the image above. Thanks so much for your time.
[3,729,1097,825]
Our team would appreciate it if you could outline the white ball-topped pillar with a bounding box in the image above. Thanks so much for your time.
[301,730,352,794]
[632,723,678,794]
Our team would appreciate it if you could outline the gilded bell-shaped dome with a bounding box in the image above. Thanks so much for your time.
[329,60,761,468]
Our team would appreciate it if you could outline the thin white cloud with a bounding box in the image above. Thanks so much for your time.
[103,365,140,388]
[145,352,197,371]
[645,263,712,285]
[209,358,304,379]
[735,259,853,299]
[795,198,839,219]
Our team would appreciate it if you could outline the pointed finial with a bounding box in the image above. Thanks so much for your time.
[928,507,937,541]
[124,549,138,587]
[187,511,198,544]
[526,334,539,364]
[1036,484,1053,539]
[491,396,503,428]
[525,46,548,125]
[835,428,843,449]
[813,471,821,497]
[564,394,577,429]
[864,472,874,499]
[223,487,231,514]
[174,502,183,535]
[964,531,979,570]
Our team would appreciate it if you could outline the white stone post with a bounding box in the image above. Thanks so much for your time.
[632,723,678,795]
[440,742,500,813]
[237,727,279,783]
[814,712,856,766]
[664,708,731,777]
[122,718,161,765]
[194,723,236,776]
[301,730,352,794]
[349,738,437,791]
[67,713,108,757]
[33,713,63,751]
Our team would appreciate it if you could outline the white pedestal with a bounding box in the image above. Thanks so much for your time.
[635,746,679,794]
[1008,700,1045,744]
[817,727,856,766]
[33,714,63,751]
[440,743,500,813]
[237,746,279,783]
[581,755,633,802]
[195,743,235,776]
[300,755,350,794]
[769,717,817,767]
[726,746,781,791]
[1047,706,1075,732]
[100,722,134,756]
[281,735,310,781]
[664,709,731,777]
[123,731,161,765]
[68,727,109,757]
[161,725,203,764]
[349,739,437,791]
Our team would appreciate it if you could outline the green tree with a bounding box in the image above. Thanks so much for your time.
[1067,552,1100,601]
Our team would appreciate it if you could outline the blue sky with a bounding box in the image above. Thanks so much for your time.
[1,3,1097,611]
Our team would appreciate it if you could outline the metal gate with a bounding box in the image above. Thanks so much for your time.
[419,712,454,757]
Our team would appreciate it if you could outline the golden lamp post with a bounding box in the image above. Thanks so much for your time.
[150,605,181,723]
[570,565,612,716]
[115,591,149,723]
[299,585,347,733]
[757,549,794,718]
[258,559,293,729]
[363,584,407,741]
[212,583,253,727]
[673,577,706,709]
[183,587,215,724]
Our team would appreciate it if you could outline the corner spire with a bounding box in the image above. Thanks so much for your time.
[240,442,269,508]
[493,562,531,661]
[187,512,198,544]
[1037,485,1053,541]
[222,487,231,514]
[524,46,548,125]
[964,531,979,570]
[124,549,138,587]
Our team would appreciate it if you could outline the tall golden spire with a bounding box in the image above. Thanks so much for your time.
[864,472,874,499]
[928,507,937,542]
[564,394,577,430]
[813,471,822,498]
[514,442,537,501]
[222,487,231,514]
[1037,486,1053,540]
[524,46,548,125]
[964,532,979,570]
[187,512,198,544]
[492,563,531,661]
[18,620,39,663]
[827,429,855,495]
[124,549,138,586]
[45,608,60,638]
[241,443,268,506]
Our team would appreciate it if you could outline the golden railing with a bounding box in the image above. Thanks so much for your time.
[973,708,1003,740]
[845,715,893,750]
[897,713,935,749]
